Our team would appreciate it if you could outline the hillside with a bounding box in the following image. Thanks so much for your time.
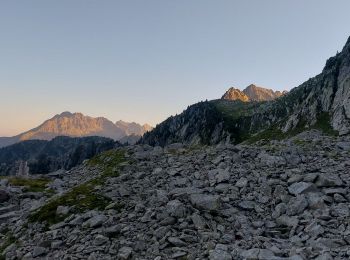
[142,36,350,146]
[1,131,350,259]
[0,136,116,175]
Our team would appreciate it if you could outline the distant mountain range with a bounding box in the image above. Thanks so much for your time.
[0,112,152,148]
[222,84,287,102]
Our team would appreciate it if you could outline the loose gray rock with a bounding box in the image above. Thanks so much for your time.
[190,194,221,211]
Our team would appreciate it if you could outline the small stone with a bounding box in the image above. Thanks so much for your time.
[105,224,122,237]
[94,234,109,246]
[167,237,186,247]
[241,248,259,259]
[276,215,299,227]
[56,206,70,216]
[235,177,248,188]
[51,240,63,249]
[315,174,343,187]
[32,246,46,257]
[191,213,206,230]
[216,170,231,183]
[287,195,308,215]
[238,200,256,210]
[166,200,187,218]
[190,194,221,211]
[83,214,107,228]
[288,182,317,195]
[209,244,232,260]
[117,246,133,260]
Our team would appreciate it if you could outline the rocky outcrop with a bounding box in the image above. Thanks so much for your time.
[2,131,350,259]
[243,84,287,101]
[221,88,250,102]
[222,84,287,102]
[140,101,229,146]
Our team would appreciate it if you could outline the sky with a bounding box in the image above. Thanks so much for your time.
[0,1,350,136]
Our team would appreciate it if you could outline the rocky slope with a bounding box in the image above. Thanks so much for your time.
[0,112,152,148]
[142,36,350,146]
[1,130,350,259]
[222,84,287,102]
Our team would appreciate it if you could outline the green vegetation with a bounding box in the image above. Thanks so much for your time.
[293,139,312,146]
[28,180,111,225]
[29,149,126,226]
[212,100,261,121]
[3,176,51,193]
[212,100,262,143]
[88,149,126,178]
[313,112,338,136]
[246,112,338,144]
[0,232,16,259]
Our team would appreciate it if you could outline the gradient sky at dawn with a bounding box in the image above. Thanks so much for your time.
[1,0,350,136]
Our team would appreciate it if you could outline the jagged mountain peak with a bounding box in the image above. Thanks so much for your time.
[221,87,250,102]
[221,84,287,102]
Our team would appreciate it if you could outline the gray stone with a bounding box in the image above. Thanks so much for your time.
[166,200,187,218]
[191,213,206,229]
[190,194,220,211]
[238,200,256,211]
[117,246,133,260]
[287,195,308,215]
[83,214,107,228]
[56,205,70,216]
[167,237,186,247]
[315,174,343,187]
[276,215,299,227]
[105,224,122,237]
[216,170,231,183]
[209,244,232,260]
[235,177,248,188]
[288,182,317,195]
[32,246,46,257]
[93,234,109,246]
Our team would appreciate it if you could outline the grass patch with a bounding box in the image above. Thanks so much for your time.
[5,177,51,192]
[246,112,338,144]
[29,149,126,226]
[293,139,312,146]
[313,112,338,136]
[88,149,126,178]
[0,232,16,259]
[28,180,111,226]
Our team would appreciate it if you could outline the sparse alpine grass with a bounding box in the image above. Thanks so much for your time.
[29,149,126,227]
[246,112,338,144]
[0,231,16,259]
[2,176,51,193]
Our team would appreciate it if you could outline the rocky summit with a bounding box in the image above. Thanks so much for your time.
[1,130,350,259]
[222,84,287,102]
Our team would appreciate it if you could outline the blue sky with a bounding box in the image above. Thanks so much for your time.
[0,0,350,136]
